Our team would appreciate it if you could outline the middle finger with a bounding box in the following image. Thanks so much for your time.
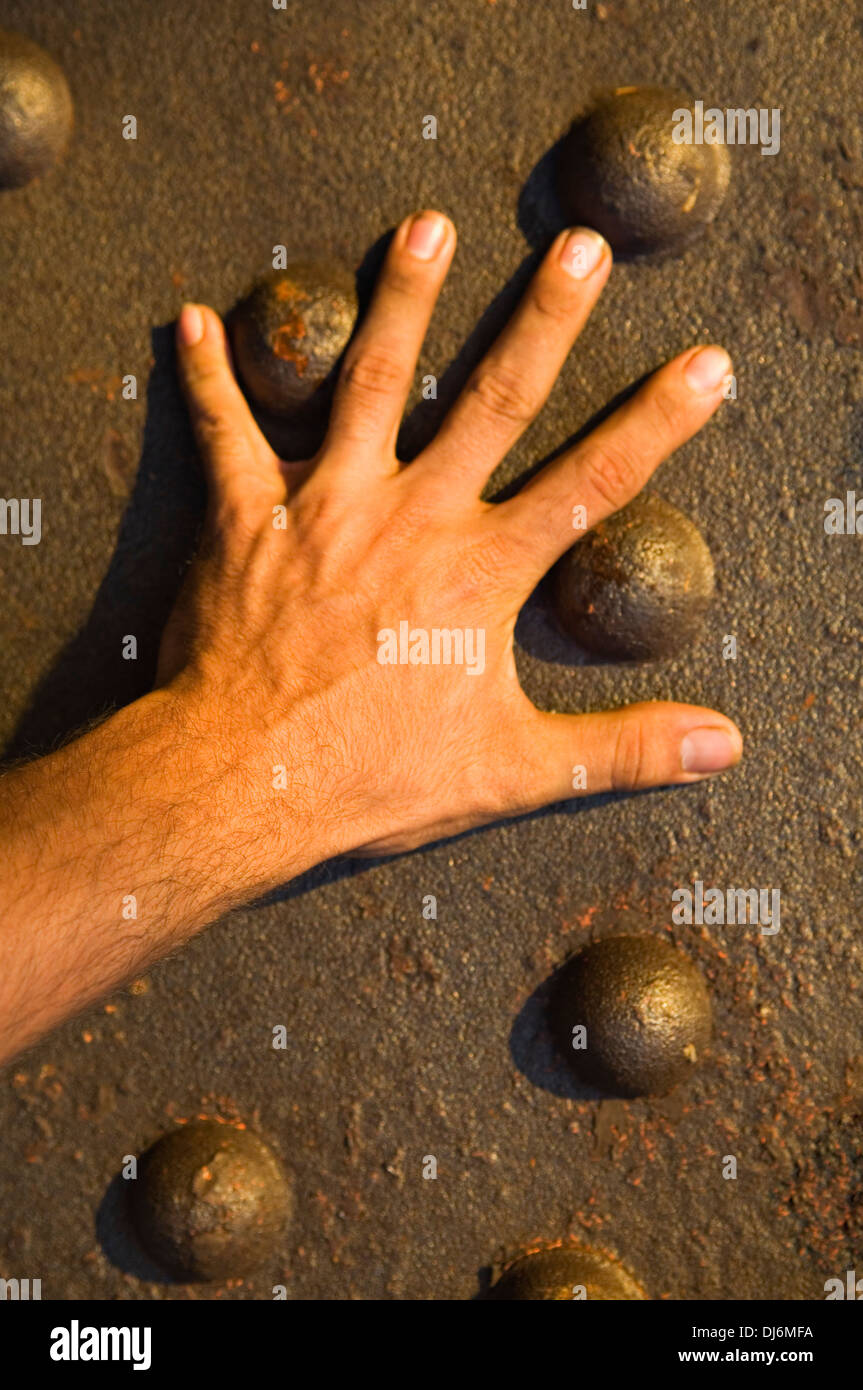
[417,226,611,492]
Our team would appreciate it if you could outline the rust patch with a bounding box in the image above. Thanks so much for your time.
[67,367,125,401]
[273,279,310,304]
[307,61,349,95]
[271,313,309,375]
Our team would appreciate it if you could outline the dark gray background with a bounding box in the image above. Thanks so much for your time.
[0,0,860,1300]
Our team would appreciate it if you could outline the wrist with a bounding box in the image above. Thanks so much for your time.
[3,687,325,937]
[151,680,333,902]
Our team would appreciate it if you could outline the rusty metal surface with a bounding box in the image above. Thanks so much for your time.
[0,0,861,1300]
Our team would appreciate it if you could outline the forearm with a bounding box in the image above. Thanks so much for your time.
[0,217,743,1068]
[0,690,318,1064]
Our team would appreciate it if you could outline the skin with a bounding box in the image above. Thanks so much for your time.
[0,211,741,1065]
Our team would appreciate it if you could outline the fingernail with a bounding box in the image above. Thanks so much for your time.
[560,227,607,279]
[179,303,205,347]
[681,726,741,775]
[684,345,732,393]
[405,212,448,260]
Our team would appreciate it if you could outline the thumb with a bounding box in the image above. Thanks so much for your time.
[525,700,743,803]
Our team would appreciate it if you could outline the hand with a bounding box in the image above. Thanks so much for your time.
[0,210,743,1062]
[160,209,742,874]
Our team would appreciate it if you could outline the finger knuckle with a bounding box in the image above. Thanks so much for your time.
[383,261,426,300]
[610,715,646,792]
[213,504,261,554]
[580,439,642,511]
[650,386,687,439]
[195,421,229,461]
[461,529,511,586]
[192,398,235,450]
[341,346,406,402]
[531,279,578,327]
[468,364,540,427]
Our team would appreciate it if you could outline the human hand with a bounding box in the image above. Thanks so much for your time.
[161,210,741,880]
